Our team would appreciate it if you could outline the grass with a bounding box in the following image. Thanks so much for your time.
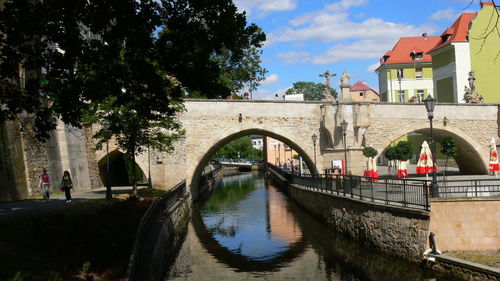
[0,198,152,281]
[446,251,500,268]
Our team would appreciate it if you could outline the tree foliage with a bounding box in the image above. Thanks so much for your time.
[394,141,413,161]
[285,81,338,101]
[362,147,378,158]
[214,136,263,160]
[441,136,457,176]
[0,0,266,140]
[384,146,398,161]
[1,0,266,195]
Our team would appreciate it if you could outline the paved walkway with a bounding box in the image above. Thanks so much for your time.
[0,187,139,216]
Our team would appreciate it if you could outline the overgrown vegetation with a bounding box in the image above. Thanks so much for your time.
[0,199,151,280]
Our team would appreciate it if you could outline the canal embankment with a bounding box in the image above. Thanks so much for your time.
[127,165,225,281]
[267,166,429,263]
[267,166,500,280]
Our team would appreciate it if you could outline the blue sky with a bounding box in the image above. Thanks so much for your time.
[234,0,481,99]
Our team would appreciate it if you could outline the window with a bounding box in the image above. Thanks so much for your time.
[417,90,425,103]
[416,68,423,79]
[359,92,364,97]
[412,52,423,60]
[398,91,405,103]
[397,69,404,80]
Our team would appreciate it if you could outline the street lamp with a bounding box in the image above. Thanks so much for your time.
[312,133,318,173]
[341,120,348,175]
[147,145,152,189]
[103,120,112,200]
[424,95,439,197]
[277,143,281,167]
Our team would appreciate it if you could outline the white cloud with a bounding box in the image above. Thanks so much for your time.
[235,0,297,15]
[366,62,380,72]
[269,0,438,64]
[430,8,457,21]
[261,74,280,86]
[276,51,310,64]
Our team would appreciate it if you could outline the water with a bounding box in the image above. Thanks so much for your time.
[167,171,453,281]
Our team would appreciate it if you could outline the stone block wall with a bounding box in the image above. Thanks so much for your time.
[429,198,500,251]
[270,170,430,262]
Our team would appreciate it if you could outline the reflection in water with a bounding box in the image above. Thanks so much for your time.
[167,171,454,281]
[201,172,302,261]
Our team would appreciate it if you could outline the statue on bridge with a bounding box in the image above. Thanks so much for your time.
[319,70,336,101]
[463,71,484,103]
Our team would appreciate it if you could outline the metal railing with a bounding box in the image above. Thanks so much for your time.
[268,165,430,211]
[127,180,186,280]
[434,178,500,198]
[269,165,500,211]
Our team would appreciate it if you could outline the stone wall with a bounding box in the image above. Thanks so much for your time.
[429,198,500,251]
[429,255,500,281]
[269,169,430,263]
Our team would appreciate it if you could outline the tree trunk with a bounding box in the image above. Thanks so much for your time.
[131,150,138,197]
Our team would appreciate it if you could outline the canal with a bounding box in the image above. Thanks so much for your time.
[166,171,454,281]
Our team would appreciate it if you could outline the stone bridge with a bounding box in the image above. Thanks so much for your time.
[148,100,498,198]
[1,100,498,200]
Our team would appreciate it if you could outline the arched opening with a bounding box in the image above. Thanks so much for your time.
[190,129,317,195]
[379,127,488,175]
[98,150,146,186]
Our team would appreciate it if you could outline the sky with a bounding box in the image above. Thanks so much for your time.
[233,0,481,100]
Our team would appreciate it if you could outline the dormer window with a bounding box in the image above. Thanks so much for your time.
[411,52,423,60]
[383,55,390,62]
[441,34,451,43]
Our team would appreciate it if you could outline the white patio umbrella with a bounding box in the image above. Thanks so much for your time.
[416,141,434,180]
[489,138,499,177]
[397,160,408,178]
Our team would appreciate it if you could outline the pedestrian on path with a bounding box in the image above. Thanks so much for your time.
[60,170,73,203]
[39,168,51,202]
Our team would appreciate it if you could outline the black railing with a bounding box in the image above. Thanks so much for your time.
[269,165,500,211]
[268,165,430,211]
[127,180,186,280]
[435,178,500,197]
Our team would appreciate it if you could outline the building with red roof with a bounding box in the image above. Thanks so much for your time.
[375,34,441,103]
[428,1,499,103]
[349,81,380,102]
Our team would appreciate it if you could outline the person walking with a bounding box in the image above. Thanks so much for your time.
[60,170,73,203]
[39,168,51,202]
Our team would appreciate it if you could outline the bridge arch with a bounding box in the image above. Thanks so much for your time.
[375,123,489,175]
[97,149,147,186]
[189,128,317,197]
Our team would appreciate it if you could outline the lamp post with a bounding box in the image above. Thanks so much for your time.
[103,120,112,200]
[147,145,152,189]
[341,120,348,175]
[424,95,439,197]
[312,133,317,173]
[277,143,281,167]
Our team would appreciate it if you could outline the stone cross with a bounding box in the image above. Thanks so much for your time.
[319,70,336,100]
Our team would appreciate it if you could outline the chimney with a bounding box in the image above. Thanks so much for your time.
[422,33,428,39]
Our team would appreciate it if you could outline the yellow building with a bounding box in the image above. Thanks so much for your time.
[376,34,441,103]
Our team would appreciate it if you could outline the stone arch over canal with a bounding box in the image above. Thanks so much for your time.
[373,123,489,175]
[188,128,318,198]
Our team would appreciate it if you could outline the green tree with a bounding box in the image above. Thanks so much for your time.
[395,141,413,162]
[1,0,266,195]
[0,0,266,141]
[384,146,398,175]
[362,147,378,158]
[440,136,457,178]
[214,136,263,160]
[285,81,338,100]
